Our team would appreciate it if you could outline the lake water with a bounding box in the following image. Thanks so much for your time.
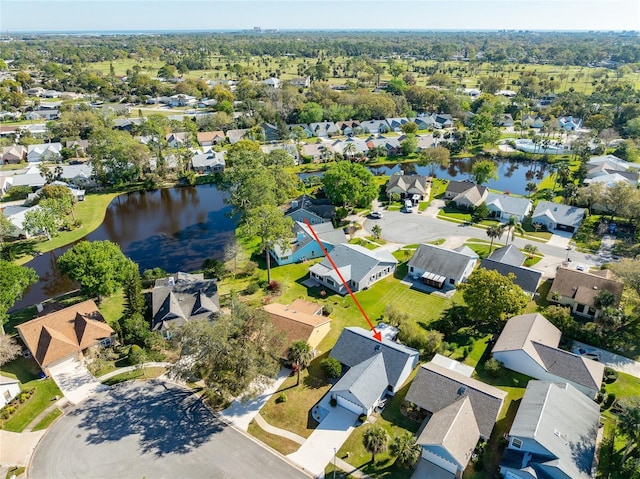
[300,157,549,196]
[12,185,235,311]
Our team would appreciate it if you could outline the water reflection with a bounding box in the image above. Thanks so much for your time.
[12,185,235,311]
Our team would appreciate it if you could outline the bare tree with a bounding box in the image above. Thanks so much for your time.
[0,334,21,366]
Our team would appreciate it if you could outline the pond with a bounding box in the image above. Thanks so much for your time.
[12,184,235,311]
[300,157,549,196]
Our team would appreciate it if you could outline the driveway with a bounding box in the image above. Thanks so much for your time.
[29,380,309,479]
[48,358,107,405]
[287,397,358,477]
[572,340,640,379]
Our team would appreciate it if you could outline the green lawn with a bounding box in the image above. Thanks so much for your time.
[100,366,166,386]
[31,408,63,431]
[247,420,301,456]
[0,357,62,432]
[98,289,125,326]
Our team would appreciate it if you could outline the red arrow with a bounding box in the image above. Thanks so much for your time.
[304,219,382,342]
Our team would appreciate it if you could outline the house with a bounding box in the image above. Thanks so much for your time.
[151,272,220,333]
[262,77,282,89]
[226,129,248,144]
[521,115,545,129]
[0,375,21,408]
[385,117,410,132]
[500,381,600,479]
[531,201,585,233]
[587,154,639,171]
[0,176,11,196]
[406,360,507,440]
[334,120,361,136]
[548,266,624,318]
[558,116,583,131]
[485,193,533,222]
[499,114,514,127]
[60,164,95,187]
[261,143,300,165]
[301,142,331,162]
[168,94,197,107]
[308,244,398,295]
[289,77,310,88]
[26,143,63,163]
[15,300,115,375]
[385,174,430,202]
[29,181,85,203]
[415,396,480,478]
[444,180,488,209]
[415,134,436,151]
[329,326,420,415]
[584,158,639,187]
[433,114,454,129]
[5,166,46,189]
[411,116,436,130]
[191,150,226,173]
[407,244,478,289]
[479,246,542,296]
[284,195,335,225]
[332,138,369,158]
[65,139,90,157]
[271,220,347,266]
[2,205,41,238]
[309,122,339,138]
[492,313,604,398]
[1,145,26,165]
[288,123,314,138]
[166,132,189,148]
[366,137,402,156]
[264,300,330,357]
[360,120,390,134]
[196,131,225,147]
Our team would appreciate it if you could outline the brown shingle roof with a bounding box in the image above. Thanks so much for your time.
[264,302,330,355]
[197,131,225,143]
[16,300,114,369]
[288,299,323,316]
[548,267,624,308]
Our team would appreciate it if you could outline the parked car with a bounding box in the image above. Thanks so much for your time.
[404,199,414,213]
[572,347,601,361]
[609,223,617,234]
[576,264,585,271]
[370,210,383,219]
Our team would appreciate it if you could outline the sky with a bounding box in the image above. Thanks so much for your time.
[1,0,639,33]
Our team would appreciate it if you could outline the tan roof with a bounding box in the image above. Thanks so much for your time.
[16,300,114,369]
[548,267,624,308]
[417,396,480,469]
[288,299,323,316]
[197,131,225,143]
[492,313,561,366]
[264,302,330,355]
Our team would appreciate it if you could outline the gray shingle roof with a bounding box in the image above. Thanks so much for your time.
[408,244,478,281]
[485,193,532,220]
[331,353,388,411]
[531,201,585,228]
[151,273,219,331]
[532,342,604,391]
[417,396,480,469]
[405,362,507,439]
[273,221,346,257]
[285,195,335,220]
[506,381,600,479]
[330,326,418,391]
[479,259,542,294]
[310,244,397,285]
[386,174,429,196]
[488,244,525,267]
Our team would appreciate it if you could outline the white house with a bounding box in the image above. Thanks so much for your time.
[26,143,62,163]
[407,244,478,290]
[0,375,21,408]
[492,313,604,398]
[558,116,583,131]
[530,201,585,233]
[484,193,533,222]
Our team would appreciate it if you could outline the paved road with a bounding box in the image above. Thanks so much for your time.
[29,380,310,479]
[573,340,640,379]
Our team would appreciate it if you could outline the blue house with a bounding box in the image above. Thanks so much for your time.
[271,221,347,266]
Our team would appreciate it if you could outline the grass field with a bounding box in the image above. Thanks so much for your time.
[247,420,301,456]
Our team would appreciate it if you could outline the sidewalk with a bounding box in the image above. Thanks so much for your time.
[254,413,305,444]
[221,367,291,431]
[0,430,45,469]
[96,362,172,381]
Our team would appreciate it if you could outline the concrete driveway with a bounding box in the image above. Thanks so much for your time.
[49,358,107,405]
[29,380,309,479]
[572,340,640,379]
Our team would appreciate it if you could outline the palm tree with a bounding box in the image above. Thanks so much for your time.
[505,216,523,244]
[342,141,357,160]
[288,340,314,386]
[486,224,505,253]
[617,397,640,466]
[389,432,421,469]
[368,145,386,162]
[362,425,389,462]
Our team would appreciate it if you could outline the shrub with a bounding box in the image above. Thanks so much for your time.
[323,303,333,316]
[358,413,367,423]
[245,282,260,295]
[202,258,226,279]
[244,261,258,277]
[604,367,618,384]
[266,280,282,293]
[604,392,616,409]
[5,185,32,201]
[484,358,503,378]
[128,344,146,366]
[329,397,337,407]
[321,357,343,379]
[276,392,287,404]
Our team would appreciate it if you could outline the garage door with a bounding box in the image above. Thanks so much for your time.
[556,224,575,233]
[336,395,364,415]
[423,449,458,475]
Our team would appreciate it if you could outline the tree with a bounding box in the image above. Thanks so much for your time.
[0,211,15,251]
[58,240,132,301]
[320,357,342,378]
[486,224,505,253]
[471,159,498,185]
[617,397,640,466]
[298,102,323,124]
[371,224,382,240]
[0,333,21,365]
[417,146,450,176]
[362,425,389,462]
[243,205,293,283]
[0,261,37,329]
[609,260,640,297]
[23,199,67,240]
[400,135,418,156]
[389,431,421,468]
[400,122,418,134]
[505,216,524,243]
[123,262,145,317]
[471,202,489,223]
[322,161,377,209]
[171,301,284,405]
[458,268,529,330]
[288,340,314,386]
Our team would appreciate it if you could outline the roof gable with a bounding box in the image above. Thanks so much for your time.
[408,243,478,280]
[332,353,388,410]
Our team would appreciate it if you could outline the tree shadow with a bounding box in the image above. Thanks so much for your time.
[73,380,225,457]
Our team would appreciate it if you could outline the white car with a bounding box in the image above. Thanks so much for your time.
[370,210,383,219]
[576,264,585,271]
[404,200,414,213]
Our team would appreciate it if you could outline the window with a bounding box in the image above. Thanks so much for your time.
[410,266,414,273]
[449,278,455,284]
[327,279,334,286]
[511,438,523,449]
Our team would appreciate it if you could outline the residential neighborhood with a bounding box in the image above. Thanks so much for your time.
[1,20,639,479]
